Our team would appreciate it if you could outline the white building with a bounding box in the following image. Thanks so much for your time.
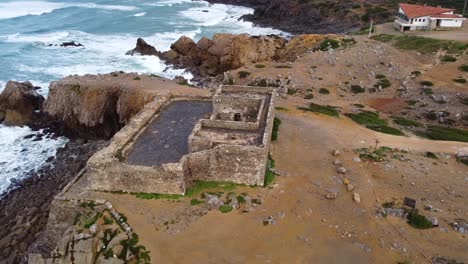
[394,3,465,32]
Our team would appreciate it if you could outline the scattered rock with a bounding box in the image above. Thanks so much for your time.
[325,192,338,200]
[332,149,341,156]
[204,193,224,209]
[126,38,161,56]
[60,41,84,47]
[353,193,361,203]
[337,167,347,174]
[346,184,354,192]
[263,216,276,225]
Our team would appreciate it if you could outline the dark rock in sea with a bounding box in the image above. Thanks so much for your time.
[60,41,84,47]
[0,81,45,126]
[0,139,107,263]
[126,37,162,56]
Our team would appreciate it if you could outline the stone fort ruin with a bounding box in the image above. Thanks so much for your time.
[86,86,275,195]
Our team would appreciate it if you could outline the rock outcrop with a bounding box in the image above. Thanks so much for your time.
[0,81,45,126]
[128,34,331,76]
[44,75,156,139]
[126,37,161,56]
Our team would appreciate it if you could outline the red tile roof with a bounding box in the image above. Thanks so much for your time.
[430,14,464,19]
[399,3,455,18]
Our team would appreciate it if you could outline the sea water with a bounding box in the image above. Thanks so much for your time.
[0,0,286,194]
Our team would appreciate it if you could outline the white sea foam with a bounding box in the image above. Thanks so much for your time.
[133,12,146,17]
[0,125,68,194]
[144,0,193,7]
[0,1,137,20]
[0,80,5,93]
[4,31,70,43]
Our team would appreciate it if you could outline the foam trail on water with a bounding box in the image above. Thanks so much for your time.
[133,12,146,17]
[0,125,68,194]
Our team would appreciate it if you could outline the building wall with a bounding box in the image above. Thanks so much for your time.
[439,19,464,27]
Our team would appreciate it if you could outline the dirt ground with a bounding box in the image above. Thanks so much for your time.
[62,37,468,263]
[374,22,468,43]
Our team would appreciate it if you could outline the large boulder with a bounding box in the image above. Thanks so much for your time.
[0,81,44,126]
[126,37,161,56]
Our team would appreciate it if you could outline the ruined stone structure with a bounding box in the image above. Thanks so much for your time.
[86,86,275,194]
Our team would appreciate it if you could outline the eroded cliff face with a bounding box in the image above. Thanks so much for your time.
[129,33,333,77]
[44,74,157,139]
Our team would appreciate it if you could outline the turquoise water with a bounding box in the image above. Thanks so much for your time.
[0,0,285,193]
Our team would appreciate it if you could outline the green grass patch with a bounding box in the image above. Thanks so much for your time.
[453,78,466,83]
[275,106,289,111]
[353,103,365,108]
[264,154,276,187]
[375,74,386,79]
[406,100,418,106]
[133,76,141,80]
[190,199,203,206]
[392,116,423,127]
[319,88,330,94]
[441,55,457,62]
[345,111,404,136]
[411,70,421,76]
[374,78,391,88]
[287,88,297,95]
[407,210,433,229]
[426,152,438,159]
[462,98,468,106]
[272,117,281,141]
[238,71,251,78]
[255,64,266,68]
[422,88,433,95]
[134,193,183,200]
[351,85,365,94]
[103,216,114,225]
[459,64,468,72]
[304,94,314,100]
[316,38,340,51]
[298,102,339,117]
[371,34,468,54]
[418,125,468,143]
[219,205,233,213]
[185,181,243,197]
[354,146,392,162]
[420,80,433,86]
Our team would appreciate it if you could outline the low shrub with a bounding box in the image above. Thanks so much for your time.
[190,199,203,206]
[316,38,340,51]
[441,55,457,62]
[255,64,266,68]
[345,111,404,136]
[353,103,365,108]
[304,94,314,100]
[418,125,468,143]
[453,78,466,83]
[275,65,292,68]
[298,103,339,117]
[375,74,386,79]
[275,106,289,111]
[407,210,433,229]
[459,64,468,72]
[264,154,276,186]
[351,85,365,94]
[422,88,433,95]
[426,152,438,159]
[462,98,468,106]
[411,70,421,76]
[392,116,423,127]
[319,88,330,94]
[135,193,183,200]
[420,80,433,86]
[374,78,391,88]
[133,76,141,81]
[271,117,281,141]
[238,71,251,78]
[287,88,297,95]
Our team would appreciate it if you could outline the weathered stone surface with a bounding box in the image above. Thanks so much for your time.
[126,38,161,56]
[0,81,44,126]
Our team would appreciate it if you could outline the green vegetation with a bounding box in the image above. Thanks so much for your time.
[80,201,96,210]
[119,233,151,263]
[354,146,392,162]
[103,216,114,225]
[459,64,468,72]
[316,38,340,51]
[304,94,314,100]
[351,85,365,94]
[420,80,433,86]
[422,88,433,95]
[255,64,266,68]
[185,181,243,197]
[406,100,418,106]
[287,88,297,95]
[319,88,330,94]
[272,117,281,141]
[374,78,391,88]
[453,78,466,83]
[83,212,102,229]
[133,76,141,81]
[149,74,161,78]
[392,116,423,127]
[110,72,118,77]
[248,78,279,88]
[411,70,421,76]
[462,98,468,106]
[275,106,289,111]
[275,65,292,68]
[361,6,392,22]
[219,205,233,213]
[371,34,468,54]
[298,102,339,117]
[238,71,251,78]
[441,55,457,62]
[190,199,203,206]
[375,74,386,79]
[264,154,276,186]
[418,125,468,143]
[353,103,365,108]
[134,193,183,200]
[345,111,404,136]
[407,210,433,229]
[382,201,396,208]
[426,152,438,159]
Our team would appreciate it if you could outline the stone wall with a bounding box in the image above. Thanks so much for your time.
[212,95,262,122]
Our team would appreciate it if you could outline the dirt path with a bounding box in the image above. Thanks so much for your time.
[375,22,468,43]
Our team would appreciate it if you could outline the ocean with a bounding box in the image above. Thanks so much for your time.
[0,0,286,193]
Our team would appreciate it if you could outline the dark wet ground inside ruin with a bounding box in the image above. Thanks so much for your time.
[126,100,212,166]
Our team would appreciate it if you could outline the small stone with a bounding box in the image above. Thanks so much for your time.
[333,159,342,165]
[332,149,341,156]
[343,178,350,185]
[89,224,98,235]
[347,184,354,192]
[263,216,276,226]
[353,193,361,203]
[337,167,347,174]
[325,192,338,199]
[353,157,361,163]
